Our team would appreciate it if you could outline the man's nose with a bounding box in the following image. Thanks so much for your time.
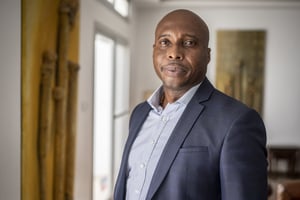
[167,45,183,60]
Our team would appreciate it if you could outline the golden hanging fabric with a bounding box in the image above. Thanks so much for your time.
[21,0,80,200]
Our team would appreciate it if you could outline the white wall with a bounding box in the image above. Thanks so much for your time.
[131,3,300,146]
[0,0,21,199]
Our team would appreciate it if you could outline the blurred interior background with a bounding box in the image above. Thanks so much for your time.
[1,0,300,199]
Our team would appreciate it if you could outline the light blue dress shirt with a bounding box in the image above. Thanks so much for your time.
[126,84,200,200]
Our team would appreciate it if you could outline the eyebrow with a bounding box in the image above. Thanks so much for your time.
[157,34,170,40]
[157,33,198,40]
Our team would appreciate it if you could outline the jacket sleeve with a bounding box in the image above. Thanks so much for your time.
[220,108,268,200]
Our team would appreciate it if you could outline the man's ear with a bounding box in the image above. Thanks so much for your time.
[207,48,211,64]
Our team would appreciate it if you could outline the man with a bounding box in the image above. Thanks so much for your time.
[114,9,268,200]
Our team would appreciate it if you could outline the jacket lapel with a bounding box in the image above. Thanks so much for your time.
[146,78,214,199]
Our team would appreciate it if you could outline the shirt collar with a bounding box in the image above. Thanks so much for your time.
[147,83,201,111]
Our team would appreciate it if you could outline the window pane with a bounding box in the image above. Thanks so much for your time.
[114,43,130,115]
[114,0,128,17]
[93,33,114,200]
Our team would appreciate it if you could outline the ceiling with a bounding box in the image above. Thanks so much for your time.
[132,0,300,7]
[161,0,299,1]
[134,0,300,2]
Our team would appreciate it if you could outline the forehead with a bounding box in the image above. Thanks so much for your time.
[155,14,205,39]
[156,21,200,37]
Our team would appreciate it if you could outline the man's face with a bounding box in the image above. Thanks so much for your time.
[153,13,210,92]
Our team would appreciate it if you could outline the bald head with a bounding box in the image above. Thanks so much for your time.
[155,9,210,47]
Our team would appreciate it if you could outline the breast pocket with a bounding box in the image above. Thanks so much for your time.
[179,146,208,153]
[175,146,209,171]
[169,145,211,191]
[174,146,209,175]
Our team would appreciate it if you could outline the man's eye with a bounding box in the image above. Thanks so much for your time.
[159,40,170,47]
[183,40,196,47]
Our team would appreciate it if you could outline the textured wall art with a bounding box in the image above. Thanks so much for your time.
[216,30,266,115]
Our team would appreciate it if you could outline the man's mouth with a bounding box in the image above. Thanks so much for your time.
[161,63,187,77]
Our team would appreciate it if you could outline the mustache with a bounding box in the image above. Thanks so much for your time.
[160,62,187,72]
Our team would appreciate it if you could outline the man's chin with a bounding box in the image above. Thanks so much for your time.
[162,81,185,91]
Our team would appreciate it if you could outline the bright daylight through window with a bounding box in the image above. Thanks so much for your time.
[93,33,130,200]
[106,0,129,17]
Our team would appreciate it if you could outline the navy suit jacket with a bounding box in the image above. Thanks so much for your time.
[114,78,268,200]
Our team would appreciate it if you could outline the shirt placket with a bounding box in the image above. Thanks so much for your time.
[137,110,169,199]
[137,104,179,199]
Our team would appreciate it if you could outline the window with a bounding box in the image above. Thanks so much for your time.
[105,0,129,17]
[93,32,130,200]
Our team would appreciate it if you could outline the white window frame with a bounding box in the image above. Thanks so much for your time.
[98,0,130,18]
[92,25,130,200]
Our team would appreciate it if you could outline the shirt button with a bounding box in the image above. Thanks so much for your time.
[140,163,145,168]
[151,139,156,145]
[135,189,140,194]
[162,116,169,122]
